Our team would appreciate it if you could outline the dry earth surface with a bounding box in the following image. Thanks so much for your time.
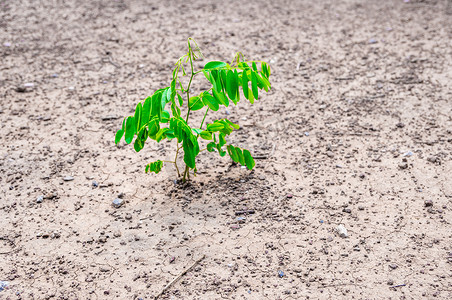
[1,0,452,299]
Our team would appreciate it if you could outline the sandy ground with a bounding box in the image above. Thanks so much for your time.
[1,0,452,299]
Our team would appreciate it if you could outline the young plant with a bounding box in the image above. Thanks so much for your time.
[115,38,271,182]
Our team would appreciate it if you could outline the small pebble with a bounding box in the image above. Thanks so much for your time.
[336,224,348,238]
[398,163,408,170]
[92,181,98,187]
[36,195,44,203]
[0,281,9,291]
[112,198,124,208]
[342,208,351,213]
[278,270,284,278]
[63,176,74,181]
[389,264,398,270]
[424,200,433,207]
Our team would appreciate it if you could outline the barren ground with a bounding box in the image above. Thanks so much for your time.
[1,0,452,299]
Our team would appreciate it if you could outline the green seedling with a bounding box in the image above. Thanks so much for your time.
[115,38,271,182]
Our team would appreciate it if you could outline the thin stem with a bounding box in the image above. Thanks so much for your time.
[174,144,182,177]
[184,47,195,124]
[199,108,209,132]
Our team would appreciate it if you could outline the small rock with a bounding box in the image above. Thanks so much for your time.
[342,208,351,213]
[326,151,334,158]
[427,156,438,164]
[113,231,121,238]
[237,217,246,224]
[424,200,433,207]
[92,181,98,187]
[387,279,394,286]
[286,194,293,199]
[100,266,111,272]
[359,173,365,179]
[369,38,377,44]
[396,122,405,128]
[63,176,74,181]
[353,245,360,251]
[98,236,107,243]
[125,213,132,220]
[403,151,413,157]
[398,163,408,170]
[36,195,44,203]
[117,192,125,199]
[358,206,365,211]
[0,281,9,291]
[51,232,61,239]
[336,224,348,238]
[24,82,34,88]
[278,270,284,278]
[112,198,124,208]
[389,264,398,270]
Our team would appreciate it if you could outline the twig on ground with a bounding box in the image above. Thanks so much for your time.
[154,255,206,300]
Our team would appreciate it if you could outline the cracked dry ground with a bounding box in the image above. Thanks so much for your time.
[1,0,451,299]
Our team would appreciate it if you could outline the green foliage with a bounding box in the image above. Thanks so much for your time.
[115,38,271,181]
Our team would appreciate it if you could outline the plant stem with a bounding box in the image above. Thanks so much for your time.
[174,144,182,177]
[199,108,209,132]
[182,39,197,181]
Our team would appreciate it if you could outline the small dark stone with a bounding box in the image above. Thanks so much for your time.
[118,192,125,199]
[342,208,352,213]
[389,264,398,270]
[92,181,98,187]
[396,122,405,128]
[424,200,433,207]
[398,163,408,170]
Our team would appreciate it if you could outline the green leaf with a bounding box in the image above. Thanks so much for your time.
[200,130,212,140]
[124,116,135,144]
[220,70,228,95]
[227,145,238,162]
[189,96,204,111]
[235,147,245,165]
[226,70,237,102]
[145,160,163,174]
[207,142,216,152]
[151,91,162,120]
[251,71,259,100]
[177,93,183,106]
[207,121,224,132]
[252,61,258,71]
[161,110,170,123]
[134,137,144,152]
[148,117,160,136]
[243,149,255,170]
[204,61,227,70]
[154,128,169,142]
[192,128,203,135]
[202,92,219,111]
[224,119,240,130]
[241,70,249,100]
[115,129,124,144]
[212,88,229,107]
[141,97,151,129]
[134,103,142,132]
[218,132,226,147]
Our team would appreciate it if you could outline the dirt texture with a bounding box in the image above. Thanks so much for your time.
[1,0,452,299]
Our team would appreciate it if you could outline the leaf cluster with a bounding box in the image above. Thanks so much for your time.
[115,39,271,181]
